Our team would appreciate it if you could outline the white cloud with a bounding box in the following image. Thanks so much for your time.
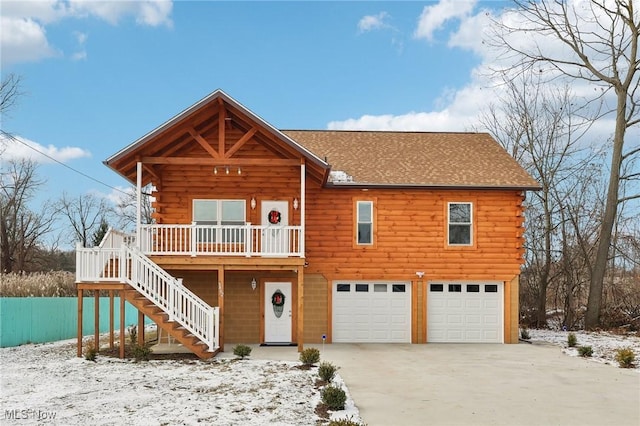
[358,12,391,33]
[330,0,638,147]
[0,17,59,65]
[68,0,173,27]
[414,0,477,41]
[0,133,91,164]
[0,0,173,65]
[71,30,88,61]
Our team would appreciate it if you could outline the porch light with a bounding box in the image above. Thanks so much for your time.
[225,166,230,175]
[250,197,256,210]
[251,277,257,291]
[213,167,218,175]
[293,197,299,210]
[237,167,242,175]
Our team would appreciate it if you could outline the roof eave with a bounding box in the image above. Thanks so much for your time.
[104,89,330,171]
[326,182,542,191]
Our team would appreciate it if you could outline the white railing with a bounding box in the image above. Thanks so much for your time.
[139,223,302,257]
[76,230,219,352]
[123,245,219,351]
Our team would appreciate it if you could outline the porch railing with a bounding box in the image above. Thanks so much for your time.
[139,223,303,257]
[76,231,219,352]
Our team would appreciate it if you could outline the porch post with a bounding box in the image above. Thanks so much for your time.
[94,292,100,353]
[119,293,126,359]
[137,311,145,346]
[217,266,225,351]
[136,161,142,249]
[77,288,83,357]
[300,161,305,257]
[297,268,304,352]
[109,290,114,349]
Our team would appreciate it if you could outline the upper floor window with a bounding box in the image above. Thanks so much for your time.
[448,202,472,246]
[356,201,373,245]
[193,199,245,242]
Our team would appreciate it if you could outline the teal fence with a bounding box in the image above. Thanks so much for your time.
[0,297,153,348]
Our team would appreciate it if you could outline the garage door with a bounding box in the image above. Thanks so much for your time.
[333,282,411,343]
[427,282,503,343]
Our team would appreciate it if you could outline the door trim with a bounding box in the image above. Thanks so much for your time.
[260,279,296,343]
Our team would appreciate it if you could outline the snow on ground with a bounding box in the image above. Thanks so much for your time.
[0,337,361,425]
[528,328,640,371]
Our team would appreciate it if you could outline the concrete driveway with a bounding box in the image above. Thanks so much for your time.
[239,342,640,426]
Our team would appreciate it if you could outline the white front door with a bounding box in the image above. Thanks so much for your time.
[261,200,289,255]
[264,282,292,342]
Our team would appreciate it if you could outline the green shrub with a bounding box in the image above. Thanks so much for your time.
[614,347,636,368]
[233,344,252,359]
[299,347,320,366]
[318,362,337,382]
[132,343,152,361]
[567,332,577,348]
[328,416,366,426]
[520,328,531,340]
[321,385,347,410]
[578,345,593,357]
[84,340,97,362]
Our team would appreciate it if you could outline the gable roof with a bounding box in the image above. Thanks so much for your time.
[283,130,540,190]
[103,89,538,191]
[104,89,330,184]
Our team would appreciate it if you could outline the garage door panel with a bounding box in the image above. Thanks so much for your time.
[428,282,503,343]
[333,282,411,343]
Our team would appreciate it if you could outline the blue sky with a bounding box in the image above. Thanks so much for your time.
[1,1,507,201]
[1,0,637,225]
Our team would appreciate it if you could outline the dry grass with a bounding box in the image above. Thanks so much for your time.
[0,271,76,297]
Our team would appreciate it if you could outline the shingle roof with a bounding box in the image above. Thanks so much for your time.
[282,130,540,189]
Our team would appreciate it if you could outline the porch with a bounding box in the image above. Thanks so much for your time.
[75,229,305,359]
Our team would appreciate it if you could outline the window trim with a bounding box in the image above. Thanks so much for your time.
[192,199,247,243]
[193,199,246,223]
[447,201,474,247]
[353,198,377,248]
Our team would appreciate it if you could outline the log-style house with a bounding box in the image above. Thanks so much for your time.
[75,90,539,359]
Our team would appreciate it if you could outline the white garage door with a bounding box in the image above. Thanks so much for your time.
[427,282,503,343]
[333,282,411,343]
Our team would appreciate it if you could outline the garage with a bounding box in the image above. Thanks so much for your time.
[332,282,411,343]
[427,282,503,343]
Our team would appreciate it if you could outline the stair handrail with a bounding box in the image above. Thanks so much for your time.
[121,245,218,352]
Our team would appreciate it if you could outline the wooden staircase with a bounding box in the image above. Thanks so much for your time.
[124,289,218,360]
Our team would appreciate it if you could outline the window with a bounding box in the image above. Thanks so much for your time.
[467,284,480,293]
[448,202,472,245]
[193,199,245,242]
[374,284,387,292]
[337,284,350,292]
[356,201,373,245]
[356,284,369,292]
[430,284,444,292]
[392,284,406,293]
[448,284,462,292]
[485,284,498,293]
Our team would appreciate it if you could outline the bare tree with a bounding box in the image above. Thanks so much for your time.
[111,185,155,231]
[491,0,640,328]
[0,159,57,272]
[0,73,22,119]
[57,192,111,248]
[480,72,596,327]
